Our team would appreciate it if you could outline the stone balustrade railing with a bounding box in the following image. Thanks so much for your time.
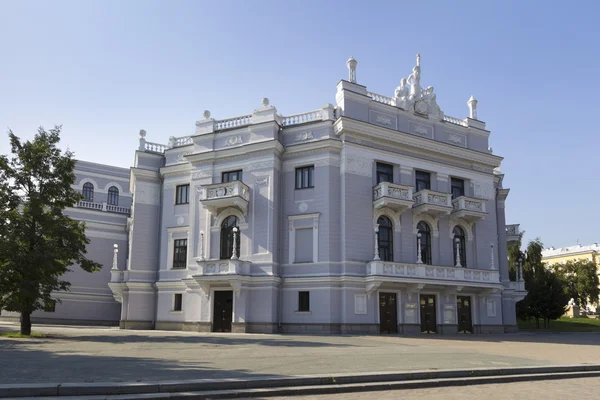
[199,180,250,202]
[171,136,193,147]
[413,189,452,208]
[75,201,130,215]
[443,115,468,127]
[507,281,525,291]
[197,260,240,275]
[144,141,168,153]
[367,261,500,284]
[452,196,486,213]
[281,110,323,126]
[215,115,252,130]
[367,91,394,105]
[373,182,413,202]
[506,224,520,235]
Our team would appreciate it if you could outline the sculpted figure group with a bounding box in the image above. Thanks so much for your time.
[393,54,443,120]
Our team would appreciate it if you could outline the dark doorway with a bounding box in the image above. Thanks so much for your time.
[379,292,398,334]
[213,291,233,332]
[420,294,437,333]
[457,296,473,334]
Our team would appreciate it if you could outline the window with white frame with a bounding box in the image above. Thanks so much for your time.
[288,213,319,264]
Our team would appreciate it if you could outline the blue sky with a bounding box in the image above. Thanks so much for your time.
[1,0,598,249]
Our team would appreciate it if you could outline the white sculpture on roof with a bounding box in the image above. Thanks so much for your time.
[393,54,443,121]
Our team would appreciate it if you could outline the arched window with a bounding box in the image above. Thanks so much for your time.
[377,216,394,262]
[220,216,240,260]
[417,221,432,265]
[107,186,119,206]
[82,182,94,202]
[453,226,467,267]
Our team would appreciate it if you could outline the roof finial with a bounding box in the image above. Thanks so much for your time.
[416,53,421,67]
[467,95,478,119]
[346,56,358,83]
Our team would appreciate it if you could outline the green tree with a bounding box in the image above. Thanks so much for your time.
[0,127,101,335]
[516,238,569,327]
[553,260,600,309]
[507,232,524,281]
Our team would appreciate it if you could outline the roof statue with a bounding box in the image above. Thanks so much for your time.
[393,54,443,121]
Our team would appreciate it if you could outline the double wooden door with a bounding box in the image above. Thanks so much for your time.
[457,296,473,334]
[420,294,437,333]
[213,291,233,332]
[379,292,398,334]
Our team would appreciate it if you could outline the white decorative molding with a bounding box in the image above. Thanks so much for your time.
[443,304,456,324]
[412,213,440,237]
[283,156,340,172]
[409,121,433,139]
[354,294,367,314]
[245,160,276,172]
[369,110,397,129]
[224,135,243,147]
[447,133,467,148]
[176,216,185,226]
[404,303,417,323]
[255,176,269,186]
[288,213,320,264]
[298,202,308,212]
[340,154,372,177]
[295,131,314,141]
[176,152,192,162]
[192,171,212,180]
[486,299,497,317]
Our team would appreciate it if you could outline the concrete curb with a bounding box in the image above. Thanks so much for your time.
[2,365,600,398]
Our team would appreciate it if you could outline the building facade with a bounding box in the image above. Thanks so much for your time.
[542,243,600,313]
[3,55,527,333]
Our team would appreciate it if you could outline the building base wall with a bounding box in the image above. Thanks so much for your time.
[0,315,118,327]
[120,320,154,330]
[474,324,505,334]
[439,324,458,334]
[504,324,519,333]
[281,323,342,334]
[340,324,379,334]
[246,323,279,333]
[402,324,422,334]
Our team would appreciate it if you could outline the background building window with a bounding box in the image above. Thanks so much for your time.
[377,216,393,262]
[173,294,182,311]
[222,170,242,183]
[453,226,467,267]
[107,186,119,205]
[44,299,56,312]
[376,163,394,184]
[82,182,94,202]
[417,221,432,265]
[220,215,239,259]
[295,166,314,189]
[173,239,187,269]
[298,291,310,312]
[451,178,465,198]
[175,184,189,204]
[415,171,431,192]
[294,228,314,263]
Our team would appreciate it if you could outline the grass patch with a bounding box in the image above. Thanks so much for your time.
[0,332,47,338]
[518,317,600,332]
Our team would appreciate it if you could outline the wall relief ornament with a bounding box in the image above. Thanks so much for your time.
[295,131,314,141]
[192,171,212,180]
[340,155,372,177]
[225,135,243,146]
[176,152,192,162]
[473,182,494,200]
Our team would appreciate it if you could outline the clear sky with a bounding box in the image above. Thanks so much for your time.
[1,0,598,249]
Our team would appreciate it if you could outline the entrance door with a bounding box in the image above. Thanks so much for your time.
[457,296,473,334]
[379,292,398,334]
[213,291,233,332]
[420,294,437,333]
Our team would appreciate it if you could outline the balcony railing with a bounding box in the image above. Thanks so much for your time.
[412,189,452,217]
[373,182,414,214]
[196,259,241,275]
[198,180,250,215]
[75,201,130,215]
[451,196,487,222]
[367,261,500,285]
[506,224,521,243]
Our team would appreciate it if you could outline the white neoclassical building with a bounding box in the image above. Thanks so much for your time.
[2,55,526,334]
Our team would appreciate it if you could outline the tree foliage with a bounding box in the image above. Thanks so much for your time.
[0,127,101,335]
[552,259,600,309]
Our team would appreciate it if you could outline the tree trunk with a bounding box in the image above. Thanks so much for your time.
[20,312,32,336]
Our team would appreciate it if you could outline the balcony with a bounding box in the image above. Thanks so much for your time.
[412,189,452,217]
[506,224,521,243]
[74,201,130,215]
[198,180,250,216]
[367,261,500,285]
[373,182,414,214]
[451,196,487,223]
[196,259,241,275]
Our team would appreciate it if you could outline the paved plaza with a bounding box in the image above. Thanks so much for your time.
[1,321,600,385]
[272,378,600,400]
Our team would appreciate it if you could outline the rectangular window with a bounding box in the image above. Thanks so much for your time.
[298,291,310,312]
[294,228,314,263]
[44,299,56,313]
[175,184,189,205]
[173,239,187,269]
[173,294,183,311]
[222,170,242,183]
[295,166,314,189]
[415,170,431,192]
[376,162,394,184]
[451,178,465,198]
